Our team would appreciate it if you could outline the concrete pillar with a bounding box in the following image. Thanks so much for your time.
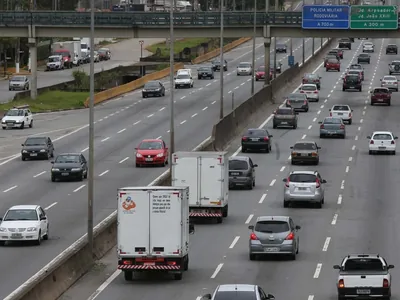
[264,26,271,86]
[28,38,38,99]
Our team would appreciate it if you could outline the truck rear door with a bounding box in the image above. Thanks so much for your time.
[344,275,384,287]
[150,190,182,256]
[200,156,224,206]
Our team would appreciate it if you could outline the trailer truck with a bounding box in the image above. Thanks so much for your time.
[117,186,194,281]
[172,151,229,223]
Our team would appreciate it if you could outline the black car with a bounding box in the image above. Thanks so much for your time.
[51,153,88,182]
[241,128,273,153]
[197,66,214,79]
[386,44,398,54]
[276,44,287,53]
[142,81,165,98]
[338,38,352,50]
[21,136,54,161]
[342,74,362,91]
[357,53,370,64]
[270,61,282,73]
[349,37,355,42]
[212,59,227,71]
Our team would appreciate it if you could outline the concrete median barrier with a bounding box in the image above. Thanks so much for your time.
[83,62,185,108]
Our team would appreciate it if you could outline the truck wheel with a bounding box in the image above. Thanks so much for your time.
[174,273,183,280]
[184,256,189,271]
[124,271,133,281]
[0,241,5,246]
[338,296,345,300]
[222,205,228,217]
[216,217,223,224]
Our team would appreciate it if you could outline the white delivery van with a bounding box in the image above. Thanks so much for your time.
[172,151,229,223]
[117,186,194,281]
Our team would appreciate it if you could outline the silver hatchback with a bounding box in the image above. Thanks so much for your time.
[248,216,300,260]
[283,171,326,208]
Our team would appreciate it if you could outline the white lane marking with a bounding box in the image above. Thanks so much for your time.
[331,214,338,225]
[156,136,162,139]
[73,185,86,193]
[308,125,312,130]
[313,117,317,122]
[245,214,254,224]
[280,166,285,172]
[211,101,216,104]
[337,194,342,204]
[229,236,240,249]
[99,170,109,177]
[133,121,141,125]
[358,126,361,131]
[320,104,324,109]
[360,119,364,123]
[341,180,345,189]
[86,270,122,300]
[345,166,349,173]
[81,147,89,152]
[119,157,129,164]
[269,179,276,186]
[351,145,356,151]
[147,114,154,118]
[180,120,187,125]
[33,171,46,178]
[206,83,211,87]
[348,157,352,162]
[3,185,17,193]
[301,134,306,140]
[259,194,267,204]
[322,237,331,252]
[317,110,321,114]
[159,107,165,111]
[211,263,224,279]
[202,106,208,111]
[313,263,322,278]
[240,82,245,86]
[308,296,315,300]
[355,135,358,141]
[101,137,110,142]
[117,128,126,134]
[191,113,198,118]
[181,96,186,100]
[45,202,58,210]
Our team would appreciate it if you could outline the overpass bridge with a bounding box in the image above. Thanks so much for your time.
[0,11,400,38]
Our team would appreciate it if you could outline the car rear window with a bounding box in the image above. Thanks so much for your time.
[277,109,292,115]
[294,143,316,150]
[346,75,359,81]
[373,134,392,140]
[348,71,359,75]
[246,129,267,137]
[344,258,384,271]
[229,160,248,170]
[333,105,350,111]
[301,85,316,91]
[288,94,306,101]
[255,220,289,233]
[214,291,257,300]
[359,54,369,57]
[324,118,341,124]
[373,88,389,93]
[289,173,316,182]
[350,65,361,69]
[327,58,338,63]
[383,76,396,81]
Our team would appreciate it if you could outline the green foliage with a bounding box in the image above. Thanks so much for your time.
[199,0,285,11]
[72,68,122,91]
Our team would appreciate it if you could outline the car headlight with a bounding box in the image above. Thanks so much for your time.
[27,227,37,232]
[142,89,146,92]
[52,168,60,171]
[156,88,161,91]
[15,121,21,123]
[40,149,46,152]
[136,153,143,158]
[22,150,27,153]
[0,227,6,232]
[71,168,81,171]
[156,153,164,157]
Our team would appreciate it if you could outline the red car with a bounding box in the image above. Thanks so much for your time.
[135,139,168,167]
[326,58,340,72]
[370,87,391,106]
[255,66,265,81]
[335,49,344,59]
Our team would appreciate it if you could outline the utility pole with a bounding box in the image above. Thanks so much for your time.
[219,0,224,119]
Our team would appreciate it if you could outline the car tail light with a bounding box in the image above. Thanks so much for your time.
[242,137,248,141]
[338,279,345,288]
[370,140,374,144]
[285,232,294,240]
[391,140,395,144]
[312,152,318,157]
[314,91,318,94]
[300,90,304,93]
[349,113,352,118]
[395,82,398,84]
[383,279,389,288]
[330,112,332,116]
[291,152,297,156]
[287,100,291,105]
[123,260,132,265]
[303,100,307,105]
[382,81,387,84]
[316,178,321,188]
[285,177,290,187]
[250,233,258,240]
[340,125,345,129]
[316,79,320,83]
[320,124,324,129]
[263,137,269,141]
[302,79,306,83]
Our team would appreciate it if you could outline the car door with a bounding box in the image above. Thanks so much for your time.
[159,82,164,93]
[80,154,88,173]
[249,158,256,181]
[47,137,54,154]
[38,207,48,236]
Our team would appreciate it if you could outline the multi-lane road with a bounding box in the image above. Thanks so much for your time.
[0,38,164,103]
[0,31,324,297]
[59,37,400,300]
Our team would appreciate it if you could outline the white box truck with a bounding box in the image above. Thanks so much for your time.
[51,40,82,67]
[172,151,229,223]
[117,186,194,281]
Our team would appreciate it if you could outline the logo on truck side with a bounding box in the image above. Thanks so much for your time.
[122,196,136,211]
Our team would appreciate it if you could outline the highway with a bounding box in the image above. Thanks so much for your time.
[0,38,164,103]
[0,31,323,297]
[58,36,400,300]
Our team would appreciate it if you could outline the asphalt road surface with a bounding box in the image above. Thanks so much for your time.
[0,32,324,298]
[0,38,165,103]
[59,37,400,300]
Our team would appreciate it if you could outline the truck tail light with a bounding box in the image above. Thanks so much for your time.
[330,112,332,116]
[167,261,177,265]
[285,232,294,240]
[300,90,304,93]
[285,177,290,187]
[338,279,345,288]
[314,91,318,94]
[304,100,307,105]
[123,260,132,265]
[383,278,389,288]
[250,233,258,240]
[349,113,352,118]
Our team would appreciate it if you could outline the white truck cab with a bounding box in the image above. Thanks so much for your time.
[1,105,33,130]
[46,55,64,71]
[174,69,194,89]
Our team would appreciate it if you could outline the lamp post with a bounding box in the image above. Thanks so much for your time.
[251,0,256,96]
[219,0,224,119]
[169,0,175,179]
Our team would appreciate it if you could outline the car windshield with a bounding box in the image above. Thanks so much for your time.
[324,118,341,124]
[177,74,190,79]
[48,56,60,62]
[11,76,24,81]
[350,65,362,69]
[198,67,210,72]
[288,94,306,101]
[257,66,265,72]
[329,49,338,53]
[373,134,392,140]
[214,291,257,300]
[246,129,267,137]
[327,58,338,63]
[55,155,80,163]
[301,85,316,91]
[344,259,384,271]
[276,109,292,115]
[373,88,389,94]
[25,137,47,146]
[5,109,24,116]
[139,141,162,150]
[98,50,107,54]
[144,82,159,88]
[239,63,251,68]
[255,220,289,233]
[289,173,317,183]
[277,44,286,48]
[294,142,316,150]
[391,62,400,66]
[4,209,38,221]
[213,60,221,64]
[383,76,397,81]
[229,160,248,170]
[359,54,369,57]
[333,105,350,111]
[364,43,373,46]
[346,75,359,81]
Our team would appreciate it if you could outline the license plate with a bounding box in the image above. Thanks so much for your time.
[251,138,259,141]
[301,153,308,156]
[145,158,153,161]
[350,87,355,89]
[264,247,279,252]
[281,122,288,124]
[11,233,22,238]
[337,113,343,115]
[30,153,37,156]
[379,147,386,150]
[298,187,307,190]
[231,172,239,176]
[61,172,69,176]
[356,289,371,295]
[144,262,155,266]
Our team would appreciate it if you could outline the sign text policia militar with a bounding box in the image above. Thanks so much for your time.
[350,5,398,29]
[302,5,350,29]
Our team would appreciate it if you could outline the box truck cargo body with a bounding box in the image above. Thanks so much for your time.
[51,41,82,68]
[117,186,193,281]
[172,151,229,223]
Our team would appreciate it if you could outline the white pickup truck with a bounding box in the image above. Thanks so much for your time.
[334,254,394,300]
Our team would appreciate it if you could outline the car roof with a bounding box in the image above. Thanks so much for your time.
[372,131,392,135]
[256,215,289,222]
[391,61,400,63]
[217,284,257,292]
[239,62,251,64]
[289,170,317,175]
[348,69,362,72]
[373,87,389,90]
[301,83,317,87]
[9,205,38,210]
[247,128,265,131]
[26,136,47,139]
[141,139,162,142]
[146,80,160,84]
[346,254,381,259]
[294,140,316,145]
[324,117,342,121]
[304,73,317,76]
[229,156,249,162]
[388,44,397,46]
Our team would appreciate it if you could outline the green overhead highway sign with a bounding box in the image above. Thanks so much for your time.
[350,5,398,29]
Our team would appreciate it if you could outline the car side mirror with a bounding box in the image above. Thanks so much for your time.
[290,146,293,149]
[395,137,398,140]
[0,217,2,222]
[190,77,193,79]
[318,121,322,124]
[388,264,395,269]
[88,47,90,50]
[248,225,254,230]
[367,136,371,139]
[322,179,327,184]
[317,146,321,149]
[253,164,258,167]
[295,225,301,230]
[203,294,212,300]
[51,161,54,164]
[40,216,46,220]
[333,265,341,270]
[351,109,354,112]
[189,224,195,234]
[268,135,273,138]
[380,79,382,81]
[328,109,331,111]
[21,144,24,146]
[267,294,275,300]
[282,178,287,182]
[134,147,138,150]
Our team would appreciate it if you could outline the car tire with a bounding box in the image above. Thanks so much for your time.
[321,198,325,204]
[51,175,56,182]
[216,217,223,224]
[84,171,88,179]
[79,172,84,181]
[367,60,370,64]
[249,253,256,261]
[29,120,33,128]
[20,122,24,129]
[392,151,396,155]
[253,180,255,187]
[265,145,270,153]
[359,87,362,92]
[222,205,228,217]
[390,72,392,75]
[369,150,373,155]
[348,119,352,125]
[305,108,309,112]
[142,95,147,98]
[198,76,201,80]
[315,201,322,209]
[0,241,5,246]
[124,271,133,281]
[293,124,297,129]
[241,147,246,153]
[289,252,296,260]
[273,123,277,129]
[283,201,289,208]
[388,101,391,106]
[291,160,295,165]
[211,76,214,79]
[315,159,319,165]
[320,134,324,138]
[35,230,41,245]
[342,135,346,139]
[136,163,140,167]
[43,226,49,240]
[248,183,253,190]
[325,68,328,72]
[342,87,345,91]
[370,101,374,106]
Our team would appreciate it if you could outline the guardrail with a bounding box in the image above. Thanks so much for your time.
[0,11,303,27]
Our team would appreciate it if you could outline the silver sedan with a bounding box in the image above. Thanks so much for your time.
[380,75,398,91]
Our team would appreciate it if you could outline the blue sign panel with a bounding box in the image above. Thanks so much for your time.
[288,55,295,67]
[302,5,350,29]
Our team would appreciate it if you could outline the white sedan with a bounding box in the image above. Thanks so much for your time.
[363,42,374,52]
[329,104,353,124]
[0,205,49,245]
[299,84,319,102]
[368,131,398,155]
[237,62,253,76]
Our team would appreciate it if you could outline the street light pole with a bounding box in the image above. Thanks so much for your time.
[251,0,256,96]
[87,0,95,259]
[219,0,224,119]
[169,0,175,178]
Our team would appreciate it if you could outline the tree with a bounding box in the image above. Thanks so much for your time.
[199,0,284,11]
